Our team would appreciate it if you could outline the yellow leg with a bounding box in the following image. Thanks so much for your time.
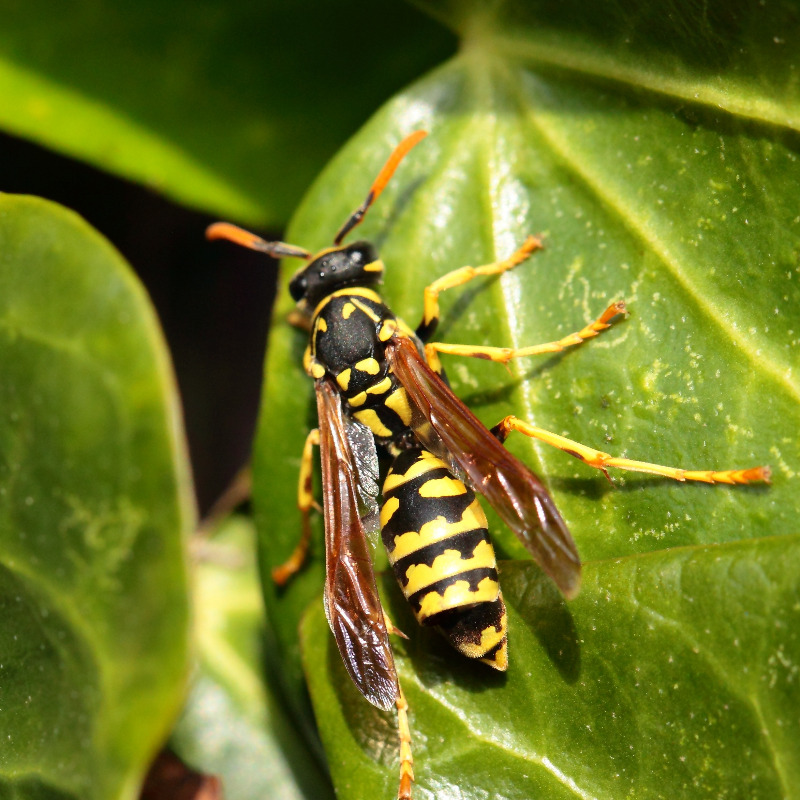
[492,416,771,484]
[417,236,544,341]
[396,686,415,800]
[272,429,321,585]
[381,607,413,798]
[425,300,626,366]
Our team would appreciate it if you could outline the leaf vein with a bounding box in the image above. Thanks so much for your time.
[499,37,799,133]
[505,69,800,406]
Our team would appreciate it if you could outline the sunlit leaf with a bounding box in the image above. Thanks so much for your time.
[303,537,800,798]
[252,3,799,795]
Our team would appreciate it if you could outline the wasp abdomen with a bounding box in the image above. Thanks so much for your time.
[380,448,508,670]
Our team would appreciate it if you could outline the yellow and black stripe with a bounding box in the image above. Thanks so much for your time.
[380,448,508,670]
[299,267,511,671]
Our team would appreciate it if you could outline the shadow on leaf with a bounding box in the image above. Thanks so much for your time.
[500,562,582,684]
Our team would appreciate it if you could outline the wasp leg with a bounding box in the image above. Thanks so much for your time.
[383,599,414,800]
[425,300,626,368]
[378,611,414,798]
[396,686,415,800]
[491,416,771,484]
[416,236,544,342]
[272,429,322,585]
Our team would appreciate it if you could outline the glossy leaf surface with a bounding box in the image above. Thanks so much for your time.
[253,4,800,796]
[303,538,800,798]
[0,195,192,799]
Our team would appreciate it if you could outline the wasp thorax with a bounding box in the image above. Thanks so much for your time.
[289,241,382,307]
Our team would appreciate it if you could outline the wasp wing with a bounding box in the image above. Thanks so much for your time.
[343,413,380,541]
[316,378,399,710]
[387,335,581,599]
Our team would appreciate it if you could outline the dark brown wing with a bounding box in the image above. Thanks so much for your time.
[387,335,581,599]
[316,378,399,710]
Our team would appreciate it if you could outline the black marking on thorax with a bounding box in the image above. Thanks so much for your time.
[307,289,415,442]
[311,291,391,380]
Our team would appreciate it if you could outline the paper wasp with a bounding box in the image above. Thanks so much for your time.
[207,131,770,799]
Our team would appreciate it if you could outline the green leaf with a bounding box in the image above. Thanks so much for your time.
[0,196,193,799]
[171,515,333,800]
[302,537,800,798]
[0,0,453,225]
[252,8,800,796]
[418,0,800,132]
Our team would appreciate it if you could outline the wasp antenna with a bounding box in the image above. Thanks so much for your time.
[334,130,428,246]
[206,222,312,260]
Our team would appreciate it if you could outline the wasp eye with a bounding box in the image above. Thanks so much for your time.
[289,274,308,302]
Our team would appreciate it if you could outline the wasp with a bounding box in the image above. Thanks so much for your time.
[207,131,769,799]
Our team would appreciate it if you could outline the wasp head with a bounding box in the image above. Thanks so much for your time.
[289,241,383,310]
